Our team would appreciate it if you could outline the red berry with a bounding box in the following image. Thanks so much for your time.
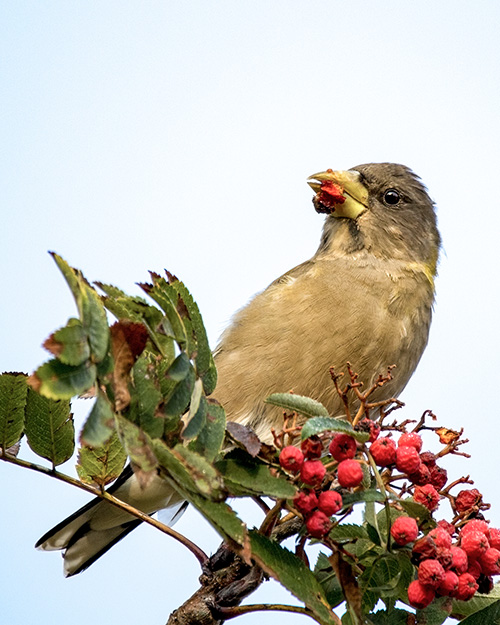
[429,465,448,490]
[450,546,468,574]
[318,490,343,516]
[396,445,422,474]
[412,535,438,563]
[357,418,381,443]
[369,437,396,467]
[328,433,356,462]
[301,435,323,459]
[460,530,490,559]
[414,484,440,511]
[300,460,326,486]
[420,451,436,467]
[428,527,452,550]
[390,516,419,545]
[437,549,453,570]
[437,569,459,596]
[455,489,483,514]
[460,519,490,537]
[467,559,482,579]
[418,558,446,589]
[293,490,318,515]
[455,572,478,600]
[409,463,431,486]
[488,528,500,549]
[437,520,456,537]
[398,432,423,452]
[306,510,332,538]
[337,459,363,488]
[279,446,304,473]
[407,579,435,609]
[480,547,500,576]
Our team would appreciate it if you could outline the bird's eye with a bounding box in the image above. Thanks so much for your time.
[383,189,401,206]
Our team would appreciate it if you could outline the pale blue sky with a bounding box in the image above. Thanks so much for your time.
[1,2,500,624]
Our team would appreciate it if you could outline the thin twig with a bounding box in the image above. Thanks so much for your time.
[216,602,341,624]
[0,451,208,566]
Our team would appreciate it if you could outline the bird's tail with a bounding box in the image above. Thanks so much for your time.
[35,466,186,577]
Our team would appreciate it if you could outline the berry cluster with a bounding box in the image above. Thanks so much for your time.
[407,518,500,608]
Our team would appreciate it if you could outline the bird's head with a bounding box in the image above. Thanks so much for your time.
[308,163,441,271]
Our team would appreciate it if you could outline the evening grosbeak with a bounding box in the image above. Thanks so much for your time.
[36,163,440,576]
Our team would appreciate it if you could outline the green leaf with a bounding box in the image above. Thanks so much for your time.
[129,354,164,439]
[186,491,248,547]
[458,599,500,624]
[368,608,412,624]
[114,415,157,474]
[76,431,127,486]
[452,583,500,618]
[216,453,297,499]
[399,497,434,523]
[44,318,91,366]
[249,531,339,625]
[314,552,345,608]
[265,393,329,418]
[30,359,97,400]
[360,554,402,612]
[164,274,216,381]
[341,489,385,507]
[183,394,207,440]
[24,389,74,465]
[163,362,196,418]
[0,373,28,450]
[51,253,109,362]
[415,597,450,625]
[190,400,226,462]
[80,389,115,447]
[301,417,369,442]
[140,279,188,348]
[329,523,370,541]
[152,438,225,500]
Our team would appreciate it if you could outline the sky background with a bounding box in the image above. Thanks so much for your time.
[1,2,500,623]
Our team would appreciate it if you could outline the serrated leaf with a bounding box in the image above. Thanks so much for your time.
[29,359,97,400]
[301,417,369,442]
[115,414,157,473]
[80,389,115,447]
[458,599,500,624]
[163,273,215,379]
[140,279,188,347]
[190,400,225,462]
[183,394,207,440]
[452,584,500,618]
[265,393,329,418]
[360,554,402,612]
[76,431,127,486]
[399,497,434,523]
[129,354,164,438]
[415,597,450,625]
[24,389,74,465]
[0,373,28,450]
[186,490,248,548]
[368,608,412,624]
[341,490,385,507]
[314,552,345,608]
[216,453,297,499]
[51,253,109,362]
[43,318,91,366]
[329,523,370,541]
[152,438,224,500]
[164,363,195,418]
[249,531,339,625]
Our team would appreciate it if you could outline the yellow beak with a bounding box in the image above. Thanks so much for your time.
[307,169,369,219]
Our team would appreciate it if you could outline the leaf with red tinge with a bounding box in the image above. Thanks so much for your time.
[43,318,90,366]
[109,321,147,411]
[329,550,363,622]
[226,421,261,457]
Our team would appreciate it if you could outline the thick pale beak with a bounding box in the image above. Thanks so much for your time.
[307,169,369,219]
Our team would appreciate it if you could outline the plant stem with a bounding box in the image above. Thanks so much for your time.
[216,602,341,624]
[0,451,208,566]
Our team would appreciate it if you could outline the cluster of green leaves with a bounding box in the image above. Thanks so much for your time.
[2,255,500,625]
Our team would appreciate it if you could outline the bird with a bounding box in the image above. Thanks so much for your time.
[36,162,441,576]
